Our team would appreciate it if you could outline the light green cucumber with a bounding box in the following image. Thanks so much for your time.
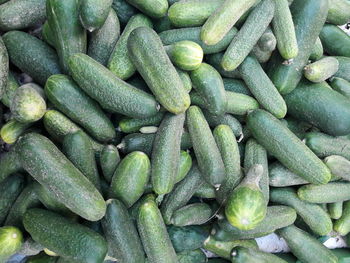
[0,119,32,144]
[172,203,212,226]
[304,57,339,83]
[194,182,216,199]
[298,182,350,203]
[177,68,192,93]
[309,37,324,61]
[100,145,120,183]
[225,91,259,116]
[0,226,23,262]
[330,77,350,99]
[79,0,112,31]
[327,0,350,25]
[175,150,192,184]
[334,200,350,235]
[1,72,18,108]
[325,155,350,182]
[269,162,309,187]
[126,0,168,18]
[118,112,164,133]
[328,202,343,220]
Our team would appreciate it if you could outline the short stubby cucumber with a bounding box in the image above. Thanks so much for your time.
[303,57,339,83]
[0,119,32,144]
[79,0,112,32]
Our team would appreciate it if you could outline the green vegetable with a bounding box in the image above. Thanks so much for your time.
[328,202,343,220]
[231,246,288,263]
[172,203,212,226]
[335,56,350,82]
[79,0,112,31]
[325,155,350,182]
[334,200,350,236]
[0,119,32,144]
[327,0,350,25]
[298,182,350,203]
[112,0,138,26]
[330,77,350,99]
[269,162,308,187]
[26,253,57,263]
[126,0,168,18]
[175,150,192,184]
[223,78,251,95]
[1,72,19,108]
[119,112,164,133]
[0,226,23,262]
[320,24,350,57]
[252,44,273,63]
[100,145,120,183]
[309,37,324,61]
[0,36,8,99]
[194,182,216,199]
[206,52,241,78]
[203,110,243,138]
[304,57,339,83]
[257,28,276,52]
[225,91,260,116]
[0,149,23,184]
[177,249,207,263]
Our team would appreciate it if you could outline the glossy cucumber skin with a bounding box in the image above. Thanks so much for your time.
[23,208,108,263]
[69,53,160,118]
[303,57,339,83]
[100,145,120,183]
[247,109,331,185]
[88,9,120,66]
[0,0,46,31]
[46,0,87,73]
[111,0,138,26]
[309,37,323,61]
[268,0,329,94]
[79,0,112,31]
[101,199,145,263]
[203,110,242,138]
[285,81,350,136]
[327,0,350,25]
[320,24,350,57]
[187,106,225,187]
[269,162,308,187]
[128,27,190,114]
[334,200,350,236]
[231,246,288,263]
[152,113,185,195]
[0,37,8,99]
[330,77,350,99]
[126,0,168,18]
[0,149,23,184]
[16,133,106,221]
[0,119,32,144]
[2,31,61,86]
[298,182,350,203]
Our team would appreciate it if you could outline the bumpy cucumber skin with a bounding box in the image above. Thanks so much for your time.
[223,78,251,95]
[252,44,273,64]
[69,53,160,118]
[23,208,108,263]
[328,201,343,220]
[1,72,19,108]
[239,56,287,118]
[176,69,192,93]
[304,57,339,83]
[221,0,275,71]
[172,203,212,227]
[0,0,46,31]
[119,112,164,133]
[166,41,203,71]
[203,110,242,138]
[0,226,23,262]
[2,31,61,85]
[325,155,350,181]
[111,0,138,26]
[175,150,192,184]
[0,149,22,184]
[16,133,106,221]
[334,200,350,236]
[187,106,225,187]
[257,28,277,53]
[79,0,112,31]
[108,14,153,80]
[45,74,116,142]
[0,119,32,144]
[231,246,288,263]
[101,199,145,263]
[247,109,331,185]
[320,24,350,57]
[269,162,308,187]
[206,52,241,78]
[88,9,120,66]
[127,0,168,18]
[309,37,323,61]
[0,36,8,99]
[334,56,350,82]
[268,0,329,95]
[327,0,350,25]
[128,27,190,114]
[194,182,216,199]
[285,81,350,136]
[225,91,259,116]
[298,182,350,203]
[330,77,350,99]
[100,145,120,183]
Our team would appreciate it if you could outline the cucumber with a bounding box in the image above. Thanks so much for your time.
[0,0,46,31]
[334,56,350,82]
[327,0,350,25]
[177,68,192,93]
[152,113,185,195]
[2,31,61,85]
[100,145,120,183]
[325,155,350,181]
[62,131,101,191]
[16,133,106,221]
[206,52,241,79]
[272,0,298,60]
[267,0,329,94]
[223,78,251,96]
[247,109,331,184]
[332,248,350,263]
[298,182,350,203]
[26,253,57,263]
[23,208,108,263]
[126,0,168,18]
[165,41,203,71]
[168,0,224,27]
[269,162,309,187]
[160,26,238,55]
[177,249,207,263]
[309,37,324,61]
[41,21,55,47]
[328,202,343,220]
[101,199,145,263]
[225,91,259,116]
[330,77,350,99]
[154,16,173,33]
[320,24,350,57]
[128,27,190,114]
[1,119,32,144]
[214,125,242,204]
[1,72,19,108]
[0,149,23,184]
[47,0,87,73]
[334,201,350,235]
[111,151,150,207]
[0,174,24,225]
[79,0,112,31]
[221,0,275,71]
[203,110,243,138]
[0,36,8,99]
[200,0,258,46]
[252,44,273,64]
[0,226,23,262]
[45,74,115,142]
[111,0,138,26]
[270,187,333,236]
[175,150,192,184]
[190,63,226,115]
[187,106,225,187]
[277,225,338,263]
[69,53,160,118]
[119,112,164,133]
[137,195,178,263]
[280,118,311,140]
[172,203,212,226]
[88,9,120,66]
[108,14,153,80]
[304,57,339,83]
[257,28,277,53]
[17,238,44,257]
[231,246,288,263]
[194,182,216,199]
[239,56,287,118]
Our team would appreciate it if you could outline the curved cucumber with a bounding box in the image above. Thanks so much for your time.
[79,0,112,31]
[100,145,120,183]
[0,226,23,262]
[1,119,32,144]
[330,77,350,99]
[126,0,168,18]
[269,162,308,187]
[298,182,350,203]
[304,57,339,83]
[320,24,350,57]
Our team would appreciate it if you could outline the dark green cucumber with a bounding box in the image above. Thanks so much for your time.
[172,203,212,226]
[126,0,168,18]
[69,53,160,118]
[221,0,275,71]
[79,0,112,31]
[112,0,138,26]
[298,182,350,203]
[2,31,61,85]
[0,226,23,262]
[334,200,350,235]
[269,162,308,187]
[309,37,324,61]
[177,249,207,263]
[0,174,24,225]
[304,57,339,83]
[328,202,343,220]
[268,0,329,94]
[88,9,120,66]
[47,0,87,73]
[152,113,185,195]
[252,44,273,64]
[231,246,288,263]
[118,112,164,133]
[23,208,108,263]
[194,182,216,199]
[190,63,226,115]
[187,106,225,187]
[100,145,120,183]
[270,187,333,236]
[325,155,350,181]
[280,118,311,140]
[223,78,251,96]
[206,52,241,79]
[203,110,243,138]
[0,119,32,144]
[16,133,106,221]
[175,150,192,184]
[0,0,46,31]
[214,125,242,204]
[330,77,350,99]
[0,36,8,99]
[239,56,287,118]
[137,195,178,263]
[327,0,350,25]
[277,225,338,263]
[1,72,19,108]
[247,109,332,184]
[0,149,23,184]
[45,74,115,142]
[225,91,259,116]
[17,238,44,257]
[334,56,350,82]
[101,199,145,263]
[128,27,190,114]
[108,14,153,80]
[41,21,55,47]
[111,151,150,207]
[320,24,350,57]
[168,0,224,27]
[63,131,101,191]
[200,0,258,46]
[159,26,238,55]
[154,16,173,33]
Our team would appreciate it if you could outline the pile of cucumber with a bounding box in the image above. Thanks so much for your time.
[0,0,350,262]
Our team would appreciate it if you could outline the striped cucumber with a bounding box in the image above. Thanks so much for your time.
[79,0,112,31]
[304,57,339,83]
[100,145,120,183]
